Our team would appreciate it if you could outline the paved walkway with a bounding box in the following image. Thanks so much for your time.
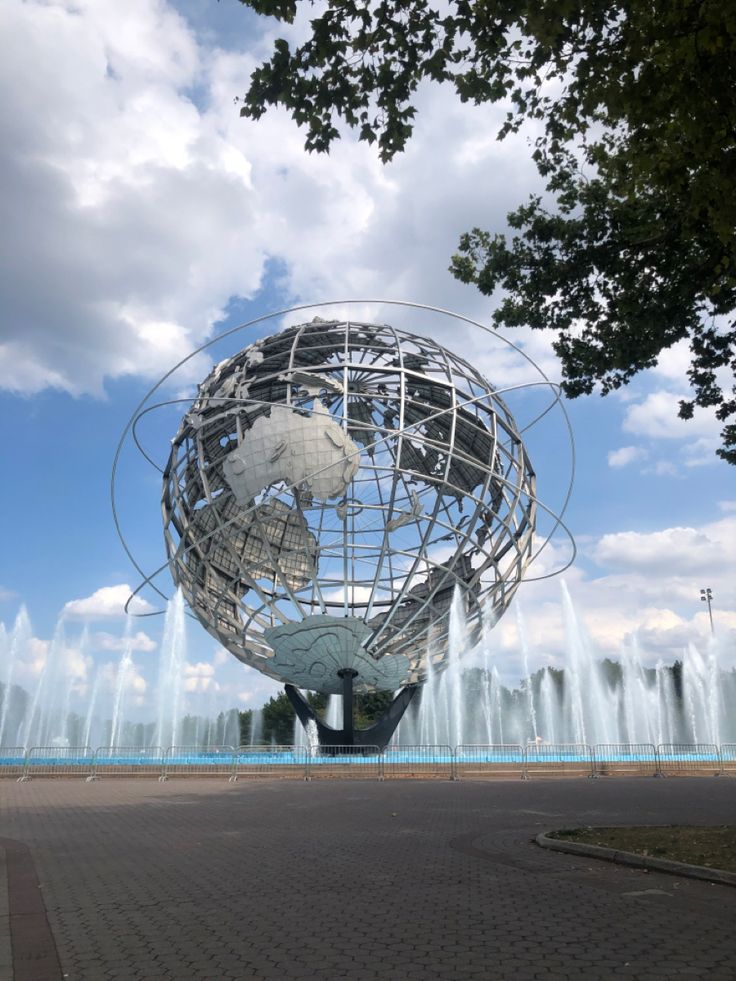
[1,777,735,980]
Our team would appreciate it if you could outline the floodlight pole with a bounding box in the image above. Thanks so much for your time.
[700,587,715,636]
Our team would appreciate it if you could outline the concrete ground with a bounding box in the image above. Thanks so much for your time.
[1,777,735,981]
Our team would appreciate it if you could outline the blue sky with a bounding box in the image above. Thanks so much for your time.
[0,0,734,722]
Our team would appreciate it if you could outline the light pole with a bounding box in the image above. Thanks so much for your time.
[700,587,715,636]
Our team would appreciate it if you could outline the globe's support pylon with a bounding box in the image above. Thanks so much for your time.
[285,682,420,752]
[337,669,358,741]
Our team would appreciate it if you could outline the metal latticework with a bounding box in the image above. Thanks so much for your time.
[162,318,537,693]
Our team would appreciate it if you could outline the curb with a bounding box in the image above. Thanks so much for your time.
[536,831,736,888]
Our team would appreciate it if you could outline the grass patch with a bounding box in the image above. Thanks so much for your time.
[549,826,736,872]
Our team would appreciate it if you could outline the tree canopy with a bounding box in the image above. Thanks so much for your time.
[237,0,736,462]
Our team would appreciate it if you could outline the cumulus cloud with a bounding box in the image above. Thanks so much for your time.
[12,636,50,683]
[94,630,157,652]
[100,659,147,695]
[622,390,720,442]
[652,340,693,382]
[8,634,94,696]
[63,584,155,619]
[593,520,735,576]
[0,0,556,400]
[607,445,646,468]
[184,660,220,693]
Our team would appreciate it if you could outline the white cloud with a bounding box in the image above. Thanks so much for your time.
[593,519,735,576]
[623,390,720,441]
[63,584,155,619]
[15,636,50,682]
[184,659,219,693]
[652,340,692,382]
[682,436,721,468]
[9,634,94,694]
[0,0,555,400]
[642,459,678,477]
[94,630,157,652]
[100,659,147,695]
[607,445,646,468]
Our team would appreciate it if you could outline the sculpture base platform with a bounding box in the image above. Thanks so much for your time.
[285,680,419,753]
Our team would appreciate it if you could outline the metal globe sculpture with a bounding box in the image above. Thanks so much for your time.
[158,317,539,744]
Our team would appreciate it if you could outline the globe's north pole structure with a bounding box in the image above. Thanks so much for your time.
[161,317,538,748]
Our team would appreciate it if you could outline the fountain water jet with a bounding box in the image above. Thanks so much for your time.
[154,589,187,750]
[0,607,31,747]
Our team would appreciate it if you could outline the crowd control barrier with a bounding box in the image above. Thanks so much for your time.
[455,744,525,780]
[7,741,736,781]
[523,743,594,778]
[657,743,722,776]
[593,743,658,777]
[91,747,165,779]
[235,745,303,779]
[382,745,455,780]
[0,747,25,779]
[721,744,736,775]
[161,745,237,780]
[305,746,382,780]
[20,746,94,780]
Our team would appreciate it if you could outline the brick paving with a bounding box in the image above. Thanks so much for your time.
[1,777,735,980]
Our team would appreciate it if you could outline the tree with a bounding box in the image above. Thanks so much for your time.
[238,708,253,745]
[237,0,736,461]
[261,692,296,744]
[354,690,395,728]
[259,690,328,743]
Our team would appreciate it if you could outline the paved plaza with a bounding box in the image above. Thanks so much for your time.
[1,777,736,981]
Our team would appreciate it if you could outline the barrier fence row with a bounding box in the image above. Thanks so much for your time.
[2,742,735,780]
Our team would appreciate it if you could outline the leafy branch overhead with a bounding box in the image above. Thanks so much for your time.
[238,0,736,462]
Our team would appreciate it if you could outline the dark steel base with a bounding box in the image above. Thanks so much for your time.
[285,682,419,753]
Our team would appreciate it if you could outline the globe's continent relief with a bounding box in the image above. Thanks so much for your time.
[222,401,361,506]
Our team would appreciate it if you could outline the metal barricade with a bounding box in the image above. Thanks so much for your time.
[0,747,25,779]
[721,744,736,775]
[21,745,94,780]
[455,744,525,780]
[523,743,594,778]
[657,743,722,776]
[593,743,658,777]
[91,747,165,779]
[305,745,382,780]
[161,745,237,780]
[235,745,303,779]
[382,745,455,780]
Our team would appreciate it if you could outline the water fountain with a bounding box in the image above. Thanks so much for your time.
[398,587,736,749]
[0,585,733,758]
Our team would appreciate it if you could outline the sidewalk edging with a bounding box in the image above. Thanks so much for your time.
[536,831,736,888]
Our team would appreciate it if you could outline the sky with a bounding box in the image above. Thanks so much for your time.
[0,0,734,724]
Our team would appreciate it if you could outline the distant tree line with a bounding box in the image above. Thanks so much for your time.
[0,660,703,749]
